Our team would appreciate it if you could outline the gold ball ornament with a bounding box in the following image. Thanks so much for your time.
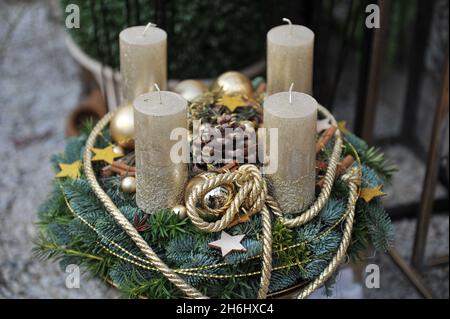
[110,105,134,149]
[185,172,235,217]
[240,120,256,132]
[112,145,125,156]
[203,185,235,214]
[171,205,188,219]
[213,71,253,97]
[173,80,209,102]
[120,176,136,193]
[184,172,217,203]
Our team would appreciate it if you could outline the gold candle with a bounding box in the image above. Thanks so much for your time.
[263,89,317,213]
[267,19,314,95]
[134,90,187,213]
[120,24,167,104]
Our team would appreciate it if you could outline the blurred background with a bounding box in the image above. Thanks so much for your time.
[0,0,448,298]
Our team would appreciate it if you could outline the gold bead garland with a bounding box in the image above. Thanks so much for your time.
[61,182,355,279]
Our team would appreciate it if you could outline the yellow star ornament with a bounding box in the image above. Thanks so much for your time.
[218,95,248,112]
[56,160,81,179]
[92,145,123,164]
[337,120,349,134]
[360,185,386,203]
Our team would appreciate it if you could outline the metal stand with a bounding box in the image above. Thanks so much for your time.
[389,54,449,299]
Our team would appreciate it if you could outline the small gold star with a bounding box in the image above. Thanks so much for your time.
[56,160,81,179]
[338,120,349,134]
[360,185,386,203]
[92,145,123,164]
[218,95,248,112]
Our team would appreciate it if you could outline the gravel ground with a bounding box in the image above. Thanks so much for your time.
[0,0,448,299]
[0,0,119,299]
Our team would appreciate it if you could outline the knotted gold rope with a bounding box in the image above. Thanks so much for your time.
[186,164,272,298]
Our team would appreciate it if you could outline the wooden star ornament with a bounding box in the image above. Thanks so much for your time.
[218,95,248,112]
[208,231,247,257]
[56,160,81,179]
[360,185,386,203]
[92,145,123,164]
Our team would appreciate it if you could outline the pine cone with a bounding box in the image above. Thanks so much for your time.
[194,119,259,170]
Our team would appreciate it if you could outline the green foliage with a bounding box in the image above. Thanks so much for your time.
[359,200,395,253]
[35,118,396,298]
[361,147,397,182]
[60,0,266,78]
[343,131,397,182]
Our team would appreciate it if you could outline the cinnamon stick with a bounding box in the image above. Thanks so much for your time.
[112,161,136,172]
[315,126,337,154]
[101,161,136,177]
[336,155,355,176]
[316,155,355,188]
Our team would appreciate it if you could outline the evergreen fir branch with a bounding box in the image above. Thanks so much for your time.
[301,258,329,280]
[343,132,368,155]
[319,198,346,226]
[361,146,397,181]
[361,165,384,188]
[268,268,302,293]
[363,202,395,252]
[166,235,197,264]
[307,231,342,256]
[295,221,321,242]
[33,235,102,262]
[323,273,337,297]
[224,238,262,264]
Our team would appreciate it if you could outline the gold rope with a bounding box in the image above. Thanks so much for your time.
[80,103,360,299]
[276,104,343,228]
[185,164,273,299]
[83,112,207,299]
[296,168,360,299]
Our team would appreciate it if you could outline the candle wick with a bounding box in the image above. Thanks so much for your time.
[142,22,157,36]
[282,17,293,35]
[289,83,294,105]
[154,83,162,104]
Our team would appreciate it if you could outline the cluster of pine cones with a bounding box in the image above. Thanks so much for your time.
[190,114,259,174]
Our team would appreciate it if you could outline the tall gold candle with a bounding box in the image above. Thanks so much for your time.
[134,91,187,213]
[263,90,317,213]
[120,24,167,104]
[267,19,314,95]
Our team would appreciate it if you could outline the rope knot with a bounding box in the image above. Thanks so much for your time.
[186,164,267,232]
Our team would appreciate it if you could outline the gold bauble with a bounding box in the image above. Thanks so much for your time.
[184,172,217,204]
[203,185,235,213]
[120,176,136,193]
[112,145,125,156]
[111,105,134,149]
[213,71,253,97]
[185,172,235,217]
[173,79,209,102]
[171,205,188,219]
